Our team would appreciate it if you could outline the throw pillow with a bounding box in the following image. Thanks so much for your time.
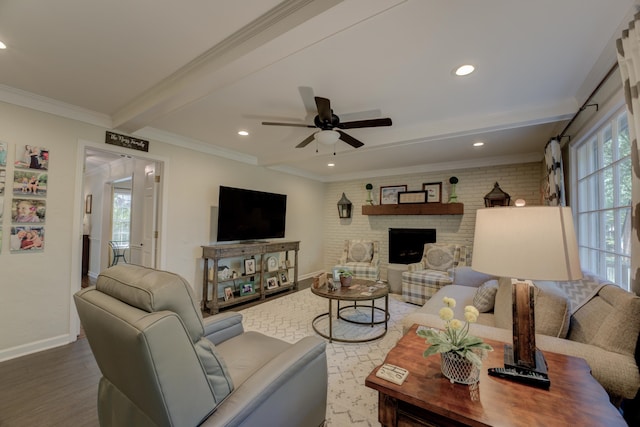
[423,244,456,271]
[473,279,499,312]
[347,241,373,263]
[591,289,640,356]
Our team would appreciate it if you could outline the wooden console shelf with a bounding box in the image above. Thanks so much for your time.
[201,241,299,314]
[362,202,463,215]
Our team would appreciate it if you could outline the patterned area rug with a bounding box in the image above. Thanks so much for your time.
[239,288,418,426]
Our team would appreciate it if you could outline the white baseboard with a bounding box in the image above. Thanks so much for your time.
[0,334,76,363]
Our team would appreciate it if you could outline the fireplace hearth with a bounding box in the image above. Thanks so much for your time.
[389,228,436,264]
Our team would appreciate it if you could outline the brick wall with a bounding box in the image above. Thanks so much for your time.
[323,161,543,279]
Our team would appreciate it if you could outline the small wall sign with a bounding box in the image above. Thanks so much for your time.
[105,131,149,152]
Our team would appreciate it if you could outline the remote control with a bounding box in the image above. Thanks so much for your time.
[376,363,409,385]
[487,367,550,389]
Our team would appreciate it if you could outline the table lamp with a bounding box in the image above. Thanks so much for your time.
[472,206,582,386]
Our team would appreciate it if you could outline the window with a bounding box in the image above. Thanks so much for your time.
[111,186,131,243]
[574,108,631,290]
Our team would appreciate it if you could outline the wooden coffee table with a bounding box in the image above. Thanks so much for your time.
[311,278,389,343]
[365,324,626,426]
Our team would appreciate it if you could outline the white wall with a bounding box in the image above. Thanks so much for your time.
[0,100,326,361]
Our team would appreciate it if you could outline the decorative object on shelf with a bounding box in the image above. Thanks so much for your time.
[279,271,290,285]
[422,182,442,203]
[338,269,353,287]
[218,265,231,280]
[223,287,234,301]
[266,276,279,289]
[472,206,581,387]
[398,190,427,204]
[380,185,407,204]
[337,192,352,218]
[365,183,374,205]
[267,256,278,272]
[448,177,458,203]
[417,297,492,384]
[484,182,511,207]
[239,282,255,296]
[244,258,256,275]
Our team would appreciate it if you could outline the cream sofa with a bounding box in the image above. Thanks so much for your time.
[401,268,640,405]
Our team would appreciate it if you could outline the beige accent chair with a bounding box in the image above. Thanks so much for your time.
[74,264,328,427]
[333,239,380,280]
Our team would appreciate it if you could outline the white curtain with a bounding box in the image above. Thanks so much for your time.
[544,139,565,206]
[617,13,640,296]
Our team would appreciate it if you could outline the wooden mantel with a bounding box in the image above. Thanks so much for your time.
[362,202,463,215]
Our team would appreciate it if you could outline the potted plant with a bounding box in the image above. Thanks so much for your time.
[338,269,353,287]
[417,296,492,384]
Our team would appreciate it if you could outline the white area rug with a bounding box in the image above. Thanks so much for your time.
[239,288,417,426]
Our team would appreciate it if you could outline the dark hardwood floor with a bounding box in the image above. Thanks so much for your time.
[0,336,100,427]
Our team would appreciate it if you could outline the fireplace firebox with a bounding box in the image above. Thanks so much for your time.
[389,228,436,264]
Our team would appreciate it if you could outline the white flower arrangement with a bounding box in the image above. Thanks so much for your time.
[417,296,493,368]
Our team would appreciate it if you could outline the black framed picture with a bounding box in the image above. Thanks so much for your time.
[244,258,256,275]
[266,276,279,289]
[423,182,442,203]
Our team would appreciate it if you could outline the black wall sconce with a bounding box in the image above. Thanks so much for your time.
[484,182,511,207]
[337,192,352,218]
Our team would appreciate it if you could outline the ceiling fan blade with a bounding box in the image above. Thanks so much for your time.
[296,133,316,148]
[315,97,332,123]
[337,130,364,148]
[338,118,392,129]
[262,121,315,128]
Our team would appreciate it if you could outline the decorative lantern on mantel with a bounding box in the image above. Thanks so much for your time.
[484,182,511,207]
[337,192,352,218]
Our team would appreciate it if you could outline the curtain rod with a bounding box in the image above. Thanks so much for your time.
[552,61,620,145]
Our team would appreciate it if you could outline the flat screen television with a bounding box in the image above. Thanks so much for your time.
[216,186,287,242]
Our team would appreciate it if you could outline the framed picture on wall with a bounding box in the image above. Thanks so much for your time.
[422,182,442,203]
[380,185,407,205]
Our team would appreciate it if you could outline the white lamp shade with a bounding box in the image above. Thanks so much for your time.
[314,130,340,145]
[471,206,582,281]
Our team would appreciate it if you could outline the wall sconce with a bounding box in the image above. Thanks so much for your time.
[484,182,511,207]
[337,192,352,218]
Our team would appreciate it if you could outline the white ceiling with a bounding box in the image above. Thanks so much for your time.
[0,0,635,181]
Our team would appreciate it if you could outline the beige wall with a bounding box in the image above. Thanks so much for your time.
[322,162,543,280]
[0,101,326,361]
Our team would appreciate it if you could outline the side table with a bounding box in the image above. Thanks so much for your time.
[365,324,627,426]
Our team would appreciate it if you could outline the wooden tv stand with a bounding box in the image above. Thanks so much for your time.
[201,241,299,314]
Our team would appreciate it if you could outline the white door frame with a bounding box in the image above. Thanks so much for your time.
[70,139,169,338]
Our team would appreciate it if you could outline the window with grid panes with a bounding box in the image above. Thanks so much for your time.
[574,107,631,290]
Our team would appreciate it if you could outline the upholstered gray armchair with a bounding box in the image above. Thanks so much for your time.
[74,265,327,427]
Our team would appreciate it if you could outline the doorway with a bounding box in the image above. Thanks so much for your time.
[83,147,163,277]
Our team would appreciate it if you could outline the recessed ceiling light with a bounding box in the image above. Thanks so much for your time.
[327,163,335,167]
[237,130,249,136]
[473,141,484,147]
[0,41,6,49]
[455,64,475,76]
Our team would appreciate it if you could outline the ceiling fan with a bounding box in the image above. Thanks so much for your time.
[262,96,392,149]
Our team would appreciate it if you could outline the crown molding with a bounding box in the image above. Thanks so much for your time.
[0,84,112,128]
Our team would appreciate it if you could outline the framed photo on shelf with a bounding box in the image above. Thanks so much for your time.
[266,276,279,289]
[239,282,255,296]
[422,182,442,203]
[223,286,234,301]
[244,258,256,275]
[380,185,407,205]
[279,271,290,286]
[398,191,427,204]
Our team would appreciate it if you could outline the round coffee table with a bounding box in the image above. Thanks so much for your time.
[310,278,389,343]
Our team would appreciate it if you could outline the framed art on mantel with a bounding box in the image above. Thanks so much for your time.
[380,185,407,205]
[423,182,442,203]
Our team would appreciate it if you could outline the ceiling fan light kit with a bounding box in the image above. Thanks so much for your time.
[315,130,340,145]
[262,95,392,149]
